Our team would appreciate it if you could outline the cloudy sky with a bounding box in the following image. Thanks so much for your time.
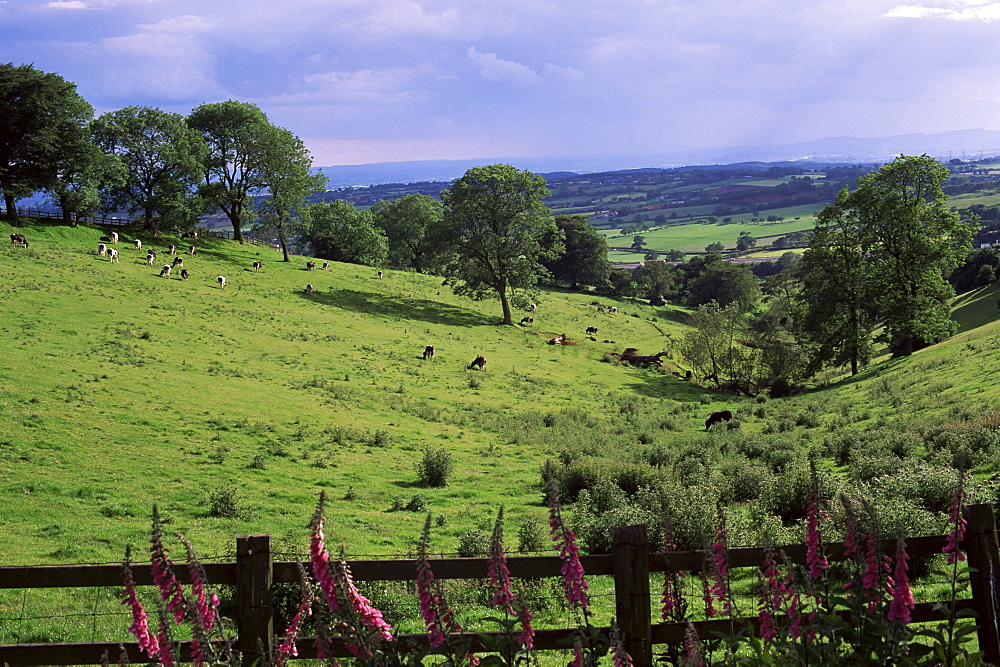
[3,0,1000,167]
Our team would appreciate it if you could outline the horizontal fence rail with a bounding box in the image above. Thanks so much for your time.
[1,505,998,666]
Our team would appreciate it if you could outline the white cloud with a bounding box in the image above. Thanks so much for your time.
[886,1,1000,19]
[46,2,91,9]
[302,67,433,104]
[467,47,542,85]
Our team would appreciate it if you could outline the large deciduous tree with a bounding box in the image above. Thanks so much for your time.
[188,101,284,244]
[541,215,612,290]
[302,200,388,266]
[370,194,448,273]
[799,155,977,362]
[252,127,325,262]
[797,188,877,375]
[854,155,977,356]
[92,106,206,232]
[0,63,95,220]
[440,164,559,325]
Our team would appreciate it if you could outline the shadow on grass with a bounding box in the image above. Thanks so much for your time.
[623,371,713,401]
[953,283,1000,334]
[300,289,495,327]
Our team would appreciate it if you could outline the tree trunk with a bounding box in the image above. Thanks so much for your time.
[3,193,16,221]
[498,283,514,325]
[228,209,244,244]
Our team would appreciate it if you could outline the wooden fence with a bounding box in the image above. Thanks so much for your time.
[1,505,998,666]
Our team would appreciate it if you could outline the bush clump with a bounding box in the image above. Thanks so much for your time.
[416,447,453,487]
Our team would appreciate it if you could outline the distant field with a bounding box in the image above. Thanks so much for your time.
[603,216,817,253]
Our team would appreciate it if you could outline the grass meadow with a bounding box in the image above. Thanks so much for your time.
[4,216,1000,655]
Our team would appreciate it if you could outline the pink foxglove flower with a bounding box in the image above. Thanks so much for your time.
[179,534,214,634]
[887,536,915,624]
[487,507,514,614]
[149,505,185,624]
[570,639,584,667]
[416,514,461,648]
[547,483,589,609]
[944,471,969,564]
[121,547,160,659]
[610,625,634,666]
[661,516,686,623]
[517,594,535,652]
[805,483,828,580]
[682,622,703,667]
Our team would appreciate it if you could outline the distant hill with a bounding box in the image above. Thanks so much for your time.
[316,129,1000,187]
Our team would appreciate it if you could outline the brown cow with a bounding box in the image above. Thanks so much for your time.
[468,355,486,370]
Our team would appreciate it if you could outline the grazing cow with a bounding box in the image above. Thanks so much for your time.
[108,248,119,263]
[10,233,28,248]
[529,302,537,312]
[134,239,142,251]
[168,244,177,255]
[182,231,198,239]
[109,231,119,244]
[160,264,172,277]
[146,253,155,266]
[180,268,189,281]
[322,261,330,270]
[549,334,579,346]
[705,410,734,430]
[189,245,197,256]
[217,276,226,290]
[423,345,435,360]
[585,326,599,335]
[608,306,618,314]
[172,256,184,268]
[306,261,316,271]
[617,348,666,368]
[252,260,262,272]
[97,243,107,256]
[305,284,314,294]
[468,355,487,371]
[520,316,534,325]
[377,270,384,279]
[148,248,156,259]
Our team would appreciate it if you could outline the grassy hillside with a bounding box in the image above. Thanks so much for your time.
[5,217,1000,570]
[0,218,700,567]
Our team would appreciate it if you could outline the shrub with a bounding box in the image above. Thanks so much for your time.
[247,454,267,470]
[416,447,453,487]
[204,485,249,519]
[457,528,489,557]
[517,517,545,553]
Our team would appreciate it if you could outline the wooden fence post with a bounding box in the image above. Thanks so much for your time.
[236,535,274,666]
[611,524,652,667]
[961,504,1000,665]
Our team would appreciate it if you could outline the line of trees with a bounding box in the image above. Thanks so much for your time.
[1,63,323,243]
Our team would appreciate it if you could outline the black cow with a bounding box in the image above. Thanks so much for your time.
[585,326,598,335]
[306,261,316,271]
[705,410,733,430]
[423,345,435,360]
[468,355,486,371]
[10,233,28,248]
[520,316,534,325]
[180,268,189,281]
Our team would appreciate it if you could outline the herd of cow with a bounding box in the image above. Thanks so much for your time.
[11,230,729,429]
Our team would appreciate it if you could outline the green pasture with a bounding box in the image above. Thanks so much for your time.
[0,218,692,567]
[604,216,817,253]
[3,217,1000,655]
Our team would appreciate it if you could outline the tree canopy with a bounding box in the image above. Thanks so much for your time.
[302,200,388,267]
[799,155,978,362]
[541,215,611,290]
[0,63,95,219]
[188,101,290,243]
[252,127,325,261]
[440,164,558,325]
[92,106,207,232]
[370,194,448,273]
